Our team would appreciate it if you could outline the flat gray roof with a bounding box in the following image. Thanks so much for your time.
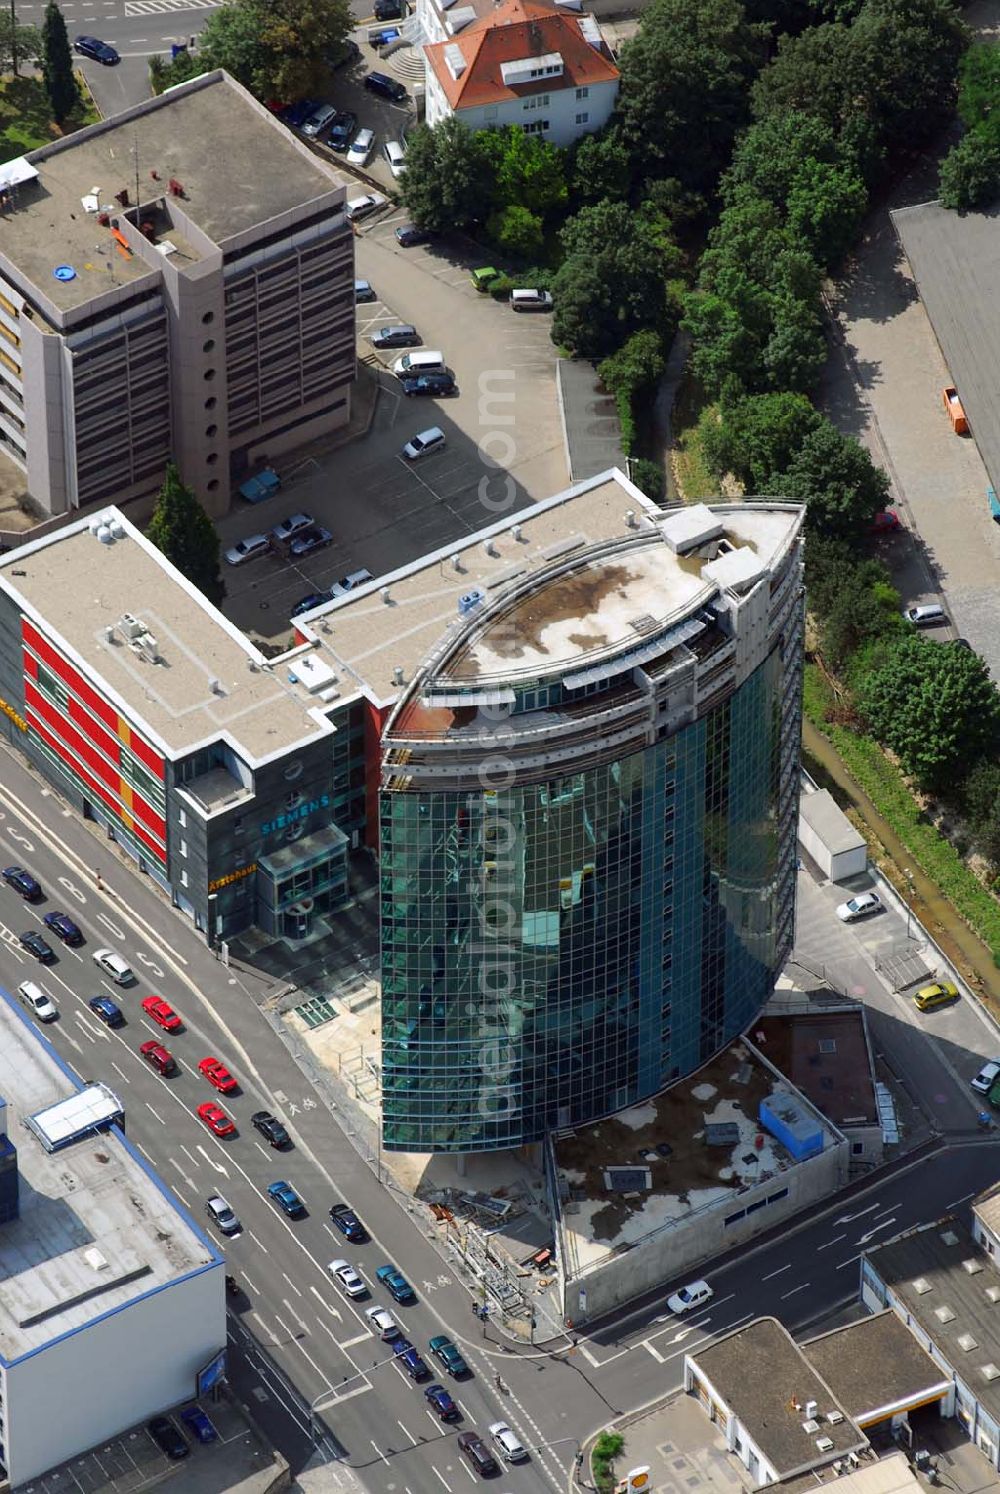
[0,991,215,1364]
[891,200,1000,496]
[800,789,865,855]
[803,1313,950,1425]
[0,510,336,765]
[0,71,343,312]
[865,1217,1000,1424]
[690,1318,866,1478]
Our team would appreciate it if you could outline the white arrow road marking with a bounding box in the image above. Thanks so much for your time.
[167,1157,196,1190]
[64,1032,82,1052]
[309,1285,342,1320]
[857,1218,896,1245]
[73,1014,97,1044]
[835,1202,879,1225]
[197,1144,228,1176]
[282,1298,309,1334]
[180,1145,200,1169]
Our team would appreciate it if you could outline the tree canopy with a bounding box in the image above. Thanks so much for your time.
[401,119,493,232]
[146,464,224,606]
[0,12,41,74]
[551,201,679,360]
[766,420,890,535]
[193,0,353,101]
[42,0,78,124]
[857,634,1000,793]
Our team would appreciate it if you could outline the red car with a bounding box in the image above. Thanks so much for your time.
[139,1040,177,1076]
[198,1056,238,1094]
[142,996,182,1032]
[871,509,901,534]
[197,1101,236,1138]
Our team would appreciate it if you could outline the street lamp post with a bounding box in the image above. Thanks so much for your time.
[904,867,915,940]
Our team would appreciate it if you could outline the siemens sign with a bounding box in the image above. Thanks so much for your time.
[261,795,331,838]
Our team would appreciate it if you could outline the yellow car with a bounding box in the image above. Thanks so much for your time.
[913,980,959,1013]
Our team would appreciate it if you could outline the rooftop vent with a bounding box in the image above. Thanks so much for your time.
[444,40,467,73]
[381,587,392,604]
[983,1364,1000,1382]
[602,1166,651,1192]
[483,539,499,558]
[816,1439,835,1454]
[940,1228,960,1246]
[393,666,405,686]
[963,1257,985,1275]
[96,524,114,545]
[209,678,226,697]
[451,554,463,572]
[511,524,524,542]
[933,1305,956,1324]
[958,1333,979,1352]
[802,1420,820,1435]
[986,1286,1000,1304]
[118,612,145,641]
[83,1247,109,1272]
[625,510,637,528]
[827,1412,844,1426]
[818,1039,837,1054]
[913,1277,933,1295]
[805,1401,818,1420]
[458,589,485,616]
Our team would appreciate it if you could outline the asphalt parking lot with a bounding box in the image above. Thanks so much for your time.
[218,213,566,643]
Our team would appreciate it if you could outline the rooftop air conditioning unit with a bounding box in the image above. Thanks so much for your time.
[827,1411,844,1426]
[816,1438,835,1454]
[805,1400,818,1420]
[118,613,144,640]
[393,666,405,686]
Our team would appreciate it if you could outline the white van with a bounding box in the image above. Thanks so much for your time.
[18,979,57,1022]
[903,603,946,627]
[510,288,553,312]
[392,350,445,377]
[93,947,134,985]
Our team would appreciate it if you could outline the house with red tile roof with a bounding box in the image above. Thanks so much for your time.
[422,0,619,148]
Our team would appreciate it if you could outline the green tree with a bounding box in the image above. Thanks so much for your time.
[698,391,823,489]
[956,41,1000,132]
[939,129,1000,212]
[723,111,844,208]
[615,0,763,193]
[401,119,493,232]
[785,156,867,265]
[0,12,42,73]
[41,0,78,124]
[767,420,890,536]
[804,532,867,614]
[552,201,677,360]
[858,634,1000,793]
[569,129,633,205]
[628,457,666,502]
[818,565,900,668]
[479,127,567,217]
[486,204,544,259]
[750,22,859,140]
[963,759,1000,870]
[146,463,224,606]
[850,0,968,157]
[197,0,352,100]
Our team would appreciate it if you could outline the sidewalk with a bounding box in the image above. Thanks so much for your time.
[591,1391,751,1494]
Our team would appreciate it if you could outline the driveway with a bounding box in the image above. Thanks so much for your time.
[218,215,566,642]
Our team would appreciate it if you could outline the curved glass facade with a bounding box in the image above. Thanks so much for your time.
[380,645,798,1154]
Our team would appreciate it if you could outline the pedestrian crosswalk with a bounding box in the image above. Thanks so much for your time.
[124,0,221,14]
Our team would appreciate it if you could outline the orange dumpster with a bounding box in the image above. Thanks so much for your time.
[943,385,968,434]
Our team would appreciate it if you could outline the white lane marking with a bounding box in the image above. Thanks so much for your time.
[180,1144,200,1168]
[73,1014,97,1044]
[816,1234,847,1251]
[398,1419,418,1446]
[174,1187,190,1208]
[248,1230,270,1254]
[836,1253,864,1271]
[111,1061,130,1084]
[432,1467,451,1490]
[314,1316,342,1346]
[426,1409,445,1434]
[857,1218,896,1245]
[371,1440,390,1466]
[167,1156,196,1189]
[575,1342,601,1366]
[779,1283,810,1300]
[459,1460,477,1483]
[63,1031,82,1052]
[338,1332,370,1348]
[948,1191,975,1209]
[145,1102,165,1125]
[282,1271,304,1298]
[309,1285,342,1320]
[761,1263,791,1281]
[97,912,127,941]
[329,1380,372,1403]
[643,1340,664,1362]
[242,1272,258,1294]
[282,1298,309,1334]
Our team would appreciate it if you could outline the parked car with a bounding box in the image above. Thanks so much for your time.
[490,1422,528,1462]
[871,509,901,534]
[268,1179,306,1216]
[180,1405,218,1444]
[942,384,969,434]
[371,324,419,349]
[330,1201,367,1241]
[74,34,119,62]
[225,533,270,566]
[457,1432,499,1477]
[425,1382,459,1420]
[329,111,358,150]
[972,1059,1000,1094]
[89,994,124,1027]
[280,99,320,129]
[913,980,960,1013]
[289,526,333,558]
[3,865,41,900]
[93,947,134,984]
[355,277,377,302]
[253,1110,291,1147]
[402,427,445,461]
[329,569,374,599]
[366,1305,400,1339]
[374,0,403,17]
[835,891,882,923]
[376,1263,416,1303]
[471,266,500,293]
[395,223,428,247]
[903,603,947,628]
[291,591,331,619]
[271,513,314,544]
[510,288,553,312]
[329,1259,368,1298]
[238,467,281,503]
[20,930,55,962]
[301,102,339,138]
[147,1417,188,1460]
[400,372,456,398]
[383,139,407,177]
[206,1193,241,1236]
[429,1334,468,1376]
[667,1279,713,1314]
[140,1040,177,1076]
[43,911,83,944]
[364,71,407,101]
[346,192,387,223]
[348,130,376,168]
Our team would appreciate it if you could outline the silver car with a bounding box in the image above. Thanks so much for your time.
[835,891,882,923]
[206,1193,241,1235]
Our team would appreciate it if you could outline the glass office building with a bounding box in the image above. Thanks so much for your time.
[380,502,804,1153]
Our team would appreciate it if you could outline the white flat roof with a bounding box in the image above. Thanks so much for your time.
[0,992,216,1363]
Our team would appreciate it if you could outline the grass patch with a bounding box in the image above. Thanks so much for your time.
[0,75,98,156]
[671,374,714,500]
[804,662,1000,964]
[592,1432,624,1494]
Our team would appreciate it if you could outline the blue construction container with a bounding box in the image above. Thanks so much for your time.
[758,1093,823,1161]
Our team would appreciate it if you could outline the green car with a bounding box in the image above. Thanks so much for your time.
[471,267,500,293]
[429,1334,469,1376]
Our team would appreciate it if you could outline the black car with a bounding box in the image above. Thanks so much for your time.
[375,0,403,17]
[74,34,120,63]
[147,1417,189,1460]
[328,110,358,150]
[20,930,56,963]
[400,372,456,398]
[371,324,419,350]
[364,71,407,102]
[457,1433,499,1477]
[291,591,331,619]
[395,224,428,247]
[3,865,41,901]
[330,1202,367,1242]
[355,279,377,303]
[43,911,83,945]
[252,1110,291,1148]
